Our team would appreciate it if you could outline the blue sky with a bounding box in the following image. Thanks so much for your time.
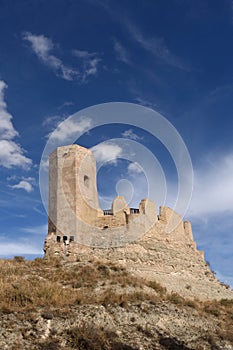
[0,0,233,286]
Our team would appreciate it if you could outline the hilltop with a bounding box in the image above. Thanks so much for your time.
[44,144,233,302]
[0,257,232,350]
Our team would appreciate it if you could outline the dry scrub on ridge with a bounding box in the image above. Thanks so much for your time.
[0,257,232,349]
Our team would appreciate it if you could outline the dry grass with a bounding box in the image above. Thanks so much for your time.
[0,258,159,311]
[65,323,137,350]
[0,256,233,345]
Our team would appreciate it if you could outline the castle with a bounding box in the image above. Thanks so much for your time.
[44,144,233,300]
[44,144,195,255]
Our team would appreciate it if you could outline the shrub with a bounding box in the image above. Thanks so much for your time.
[184,299,198,309]
[146,280,167,295]
[220,298,233,307]
[167,293,184,305]
[203,304,220,317]
[66,324,137,350]
[13,256,25,263]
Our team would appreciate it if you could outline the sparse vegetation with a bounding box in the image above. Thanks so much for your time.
[13,256,25,263]
[66,324,137,349]
[0,258,232,349]
[167,292,185,305]
[0,258,158,311]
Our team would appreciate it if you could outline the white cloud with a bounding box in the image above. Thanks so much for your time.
[0,140,32,169]
[42,115,64,127]
[23,32,80,81]
[121,129,142,140]
[91,142,122,164]
[10,180,33,193]
[22,176,35,182]
[73,49,101,81]
[48,117,92,142]
[23,32,101,82]
[113,39,131,64]
[7,175,35,182]
[0,82,19,140]
[128,162,143,174]
[134,96,157,109]
[0,81,32,169]
[188,152,233,218]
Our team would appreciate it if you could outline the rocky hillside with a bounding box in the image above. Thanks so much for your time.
[45,208,233,302]
[0,257,232,350]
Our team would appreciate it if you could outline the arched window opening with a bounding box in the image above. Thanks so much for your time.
[84,175,90,187]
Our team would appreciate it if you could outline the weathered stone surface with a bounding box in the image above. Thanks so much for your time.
[44,144,233,301]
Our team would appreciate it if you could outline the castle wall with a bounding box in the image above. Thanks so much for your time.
[46,144,197,253]
[159,206,184,234]
[184,221,194,240]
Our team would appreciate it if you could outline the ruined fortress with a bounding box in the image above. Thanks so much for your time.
[44,144,233,300]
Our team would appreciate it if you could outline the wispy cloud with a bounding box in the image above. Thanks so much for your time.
[188,151,233,218]
[21,224,47,235]
[113,39,131,64]
[127,162,143,174]
[42,114,65,127]
[191,212,233,288]
[121,129,142,141]
[0,141,32,169]
[23,32,101,82]
[48,116,92,142]
[0,81,32,169]
[134,96,157,110]
[73,49,101,81]
[91,142,122,164]
[23,32,80,81]
[86,2,187,71]
[0,241,42,256]
[10,180,33,193]
[57,101,74,110]
[127,24,188,70]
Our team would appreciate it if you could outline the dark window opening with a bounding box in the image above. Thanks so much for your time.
[70,236,74,242]
[103,209,113,215]
[84,175,90,187]
[125,212,129,225]
[130,208,140,214]
[56,236,61,243]
[63,236,68,242]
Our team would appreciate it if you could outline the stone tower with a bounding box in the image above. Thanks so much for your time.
[48,144,101,240]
